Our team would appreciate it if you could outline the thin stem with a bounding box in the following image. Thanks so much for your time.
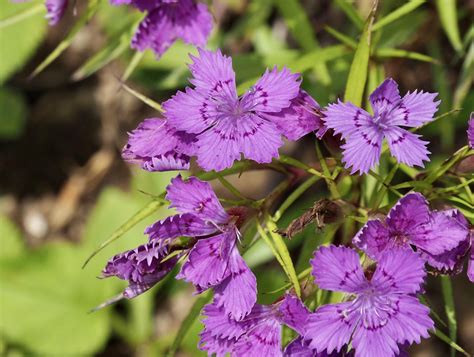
[315,142,341,199]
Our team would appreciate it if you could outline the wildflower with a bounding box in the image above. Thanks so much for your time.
[146,175,257,320]
[324,78,440,174]
[200,294,309,356]
[44,0,68,25]
[111,0,213,57]
[163,48,323,171]
[353,193,470,273]
[305,245,433,357]
[122,118,197,171]
[468,113,474,148]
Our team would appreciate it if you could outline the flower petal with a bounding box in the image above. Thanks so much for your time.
[165,175,229,223]
[305,302,357,355]
[241,66,300,113]
[385,126,430,168]
[369,78,401,117]
[233,318,282,356]
[311,245,367,294]
[353,219,392,260]
[323,100,373,139]
[278,294,310,335]
[45,0,68,25]
[386,193,430,234]
[146,213,217,242]
[386,90,440,128]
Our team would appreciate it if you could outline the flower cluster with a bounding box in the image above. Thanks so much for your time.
[91,8,473,357]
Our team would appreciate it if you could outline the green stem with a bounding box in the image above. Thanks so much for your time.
[441,276,457,357]
[315,142,341,199]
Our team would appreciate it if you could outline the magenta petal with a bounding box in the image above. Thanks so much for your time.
[467,243,474,282]
[386,193,430,234]
[233,318,282,356]
[386,90,440,128]
[145,213,217,242]
[323,100,373,140]
[177,232,234,289]
[278,294,310,335]
[385,127,430,168]
[195,113,283,171]
[214,246,257,320]
[305,302,357,354]
[165,175,229,223]
[262,90,326,141]
[369,78,401,116]
[311,245,367,293]
[45,0,68,25]
[468,116,474,148]
[418,239,470,274]
[241,66,300,113]
[351,320,400,357]
[353,219,392,260]
[372,249,426,295]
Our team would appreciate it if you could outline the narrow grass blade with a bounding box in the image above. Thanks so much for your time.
[333,0,364,29]
[82,198,166,268]
[372,0,425,32]
[122,50,145,81]
[166,291,212,357]
[375,48,438,63]
[121,83,164,112]
[435,0,463,53]
[0,3,44,29]
[73,32,131,81]
[344,1,377,106]
[441,276,457,357]
[324,26,357,49]
[31,0,100,77]
[432,329,469,356]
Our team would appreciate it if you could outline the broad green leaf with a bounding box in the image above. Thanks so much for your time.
[31,0,100,77]
[0,87,27,139]
[435,0,463,53]
[73,31,131,81]
[344,3,377,107]
[0,215,24,259]
[333,0,364,29]
[166,291,211,357]
[0,243,112,355]
[0,0,46,84]
[372,0,425,32]
[273,0,330,84]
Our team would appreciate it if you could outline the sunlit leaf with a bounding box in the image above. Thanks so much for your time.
[372,0,425,32]
[435,0,463,53]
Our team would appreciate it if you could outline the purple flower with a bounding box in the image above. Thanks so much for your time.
[324,78,440,174]
[163,48,323,171]
[111,0,213,57]
[200,294,309,356]
[353,193,470,273]
[122,118,197,171]
[102,240,179,299]
[45,0,68,25]
[305,245,433,357]
[468,113,474,149]
[146,175,257,320]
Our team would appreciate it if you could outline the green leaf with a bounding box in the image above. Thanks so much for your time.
[441,276,457,357]
[372,0,425,32]
[333,0,364,29]
[73,31,131,81]
[121,82,164,113]
[344,3,377,107]
[82,197,166,268]
[264,215,301,297]
[0,0,46,84]
[31,0,100,77]
[435,0,463,53]
[273,0,330,84]
[324,26,357,49]
[0,87,27,139]
[432,329,469,356]
[166,291,212,357]
[375,48,438,63]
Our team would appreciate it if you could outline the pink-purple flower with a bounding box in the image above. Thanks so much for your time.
[353,192,470,274]
[324,78,440,174]
[110,0,213,57]
[468,113,474,149]
[45,0,68,25]
[162,48,324,171]
[305,245,433,357]
[200,294,309,356]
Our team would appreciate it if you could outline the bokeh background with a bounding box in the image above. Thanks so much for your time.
[0,0,473,356]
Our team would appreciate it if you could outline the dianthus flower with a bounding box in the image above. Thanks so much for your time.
[353,192,470,273]
[110,0,213,57]
[200,294,309,356]
[162,48,324,171]
[305,245,433,357]
[324,78,439,174]
[45,0,68,24]
[104,175,257,319]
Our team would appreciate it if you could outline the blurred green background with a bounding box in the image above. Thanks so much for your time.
[0,0,473,356]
